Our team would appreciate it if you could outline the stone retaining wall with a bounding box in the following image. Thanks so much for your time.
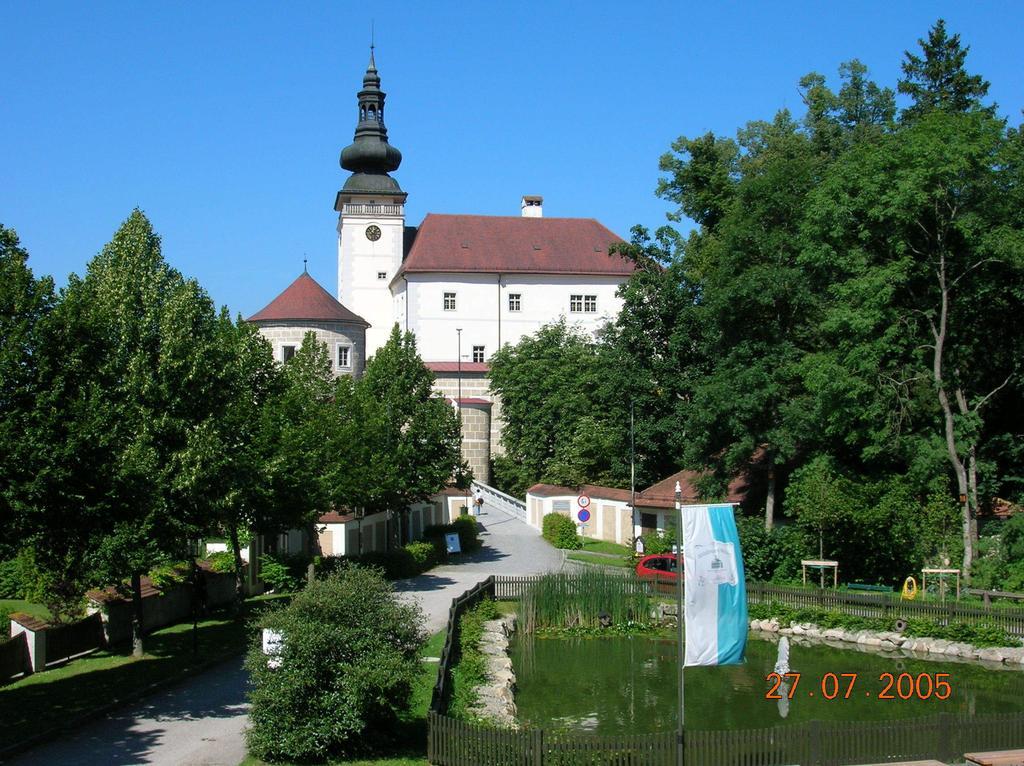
[750,617,1024,667]
[469,614,518,727]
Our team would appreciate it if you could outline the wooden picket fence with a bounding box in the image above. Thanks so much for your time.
[430,710,1024,765]
[746,582,1024,638]
[428,575,1024,765]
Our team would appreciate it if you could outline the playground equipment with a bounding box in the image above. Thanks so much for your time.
[922,567,961,602]
[901,576,919,601]
[801,559,838,588]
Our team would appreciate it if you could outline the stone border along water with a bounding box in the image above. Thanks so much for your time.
[750,617,1024,667]
[468,614,519,727]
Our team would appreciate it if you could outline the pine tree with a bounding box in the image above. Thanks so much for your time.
[898,19,992,120]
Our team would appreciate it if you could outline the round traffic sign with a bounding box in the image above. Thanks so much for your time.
[577,494,591,508]
[577,508,591,523]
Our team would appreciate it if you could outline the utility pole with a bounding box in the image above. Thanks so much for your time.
[675,481,684,766]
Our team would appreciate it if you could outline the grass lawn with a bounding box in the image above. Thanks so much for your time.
[0,594,288,750]
[1,599,52,622]
[568,551,634,568]
[241,628,447,766]
[580,537,631,557]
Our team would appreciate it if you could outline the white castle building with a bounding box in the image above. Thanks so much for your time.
[251,51,637,484]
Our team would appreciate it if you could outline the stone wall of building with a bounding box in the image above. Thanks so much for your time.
[253,319,367,377]
[460,402,491,485]
[432,372,506,476]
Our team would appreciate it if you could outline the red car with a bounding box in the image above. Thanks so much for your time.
[635,553,682,583]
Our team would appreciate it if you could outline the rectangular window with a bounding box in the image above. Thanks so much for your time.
[282,345,296,362]
[337,345,351,369]
[472,345,485,363]
[444,292,456,311]
[508,293,521,312]
[640,512,658,530]
[569,294,597,313]
[553,500,571,513]
[377,271,387,280]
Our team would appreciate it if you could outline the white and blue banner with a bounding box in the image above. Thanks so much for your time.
[682,503,747,666]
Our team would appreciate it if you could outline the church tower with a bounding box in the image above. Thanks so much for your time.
[335,49,406,359]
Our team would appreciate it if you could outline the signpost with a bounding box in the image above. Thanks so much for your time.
[445,532,462,555]
[576,495,591,538]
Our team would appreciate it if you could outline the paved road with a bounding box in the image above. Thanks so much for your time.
[395,506,565,632]
[7,505,560,765]
[5,657,250,766]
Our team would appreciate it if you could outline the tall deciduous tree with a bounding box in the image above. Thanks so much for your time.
[489,320,606,497]
[0,226,54,560]
[805,108,1023,579]
[335,326,464,543]
[25,210,227,651]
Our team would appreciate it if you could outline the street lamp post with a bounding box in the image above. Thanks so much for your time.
[675,480,684,766]
[456,328,463,417]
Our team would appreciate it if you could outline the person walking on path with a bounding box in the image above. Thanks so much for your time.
[473,487,484,515]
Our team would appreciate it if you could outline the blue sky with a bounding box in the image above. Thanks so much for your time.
[2,1,1022,318]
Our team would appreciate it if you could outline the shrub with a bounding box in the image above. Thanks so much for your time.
[342,539,444,580]
[542,513,582,550]
[259,554,300,593]
[147,561,190,590]
[405,540,440,571]
[204,551,236,574]
[246,566,425,761]
[424,517,482,553]
[643,524,677,555]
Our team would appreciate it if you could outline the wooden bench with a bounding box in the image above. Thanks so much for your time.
[965,750,1024,765]
[846,583,893,593]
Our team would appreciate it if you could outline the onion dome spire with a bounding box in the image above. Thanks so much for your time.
[339,47,403,196]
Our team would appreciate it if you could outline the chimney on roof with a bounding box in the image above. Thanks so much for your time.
[521,195,543,218]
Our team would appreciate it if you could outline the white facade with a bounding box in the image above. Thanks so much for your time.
[394,272,625,362]
[337,199,406,359]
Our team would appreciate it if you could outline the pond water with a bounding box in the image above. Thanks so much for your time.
[510,633,1024,733]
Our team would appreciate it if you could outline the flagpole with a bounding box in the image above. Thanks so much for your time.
[675,481,684,766]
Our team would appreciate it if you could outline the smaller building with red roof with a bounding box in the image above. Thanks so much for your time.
[247,271,369,377]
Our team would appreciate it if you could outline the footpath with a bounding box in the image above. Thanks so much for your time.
[5,504,561,765]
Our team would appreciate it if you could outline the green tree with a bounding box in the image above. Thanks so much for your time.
[489,320,605,496]
[659,110,825,526]
[336,326,464,543]
[24,210,227,652]
[179,313,281,603]
[0,226,54,560]
[804,107,1023,580]
[898,19,992,122]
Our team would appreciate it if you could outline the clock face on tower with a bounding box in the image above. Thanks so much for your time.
[365,225,382,242]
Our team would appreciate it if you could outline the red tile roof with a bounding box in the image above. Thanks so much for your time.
[527,483,633,503]
[396,214,633,278]
[248,272,369,325]
[635,468,751,509]
[320,510,356,524]
[426,361,490,373]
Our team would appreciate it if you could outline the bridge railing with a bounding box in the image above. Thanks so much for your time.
[471,481,526,521]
